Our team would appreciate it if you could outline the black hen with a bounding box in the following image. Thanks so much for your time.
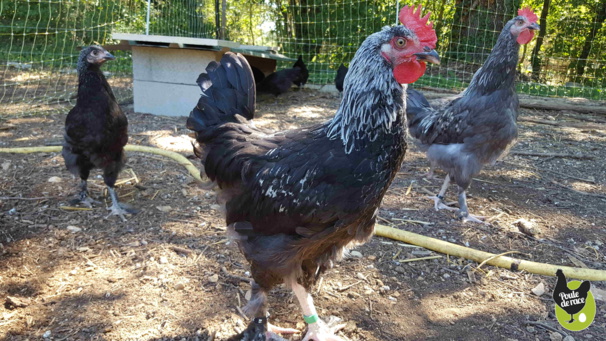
[257,67,301,97]
[292,55,309,88]
[334,63,348,94]
[406,8,539,223]
[62,45,137,221]
[553,269,591,323]
[187,6,438,340]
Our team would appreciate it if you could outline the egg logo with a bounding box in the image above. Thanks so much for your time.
[553,269,596,331]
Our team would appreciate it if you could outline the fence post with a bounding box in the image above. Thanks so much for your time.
[146,0,151,35]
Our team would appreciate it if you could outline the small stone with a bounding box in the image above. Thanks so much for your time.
[66,225,82,233]
[367,255,377,261]
[174,283,185,290]
[526,326,535,333]
[159,256,168,264]
[515,219,539,236]
[48,176,62,183]
[563,336,575,341]
[395,266,406,274]
[443,273,451,279]
[1,161,10,171]
[156,206,172,213]
[356,272,367,280]
[43,330,51,338]
[208,274,219,283]
[531,282,545,296]
[549,332,563,341]
[349,251,363,258]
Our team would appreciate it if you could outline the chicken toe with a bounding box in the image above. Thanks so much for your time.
[106,187,138,221]
[302,318,346,341]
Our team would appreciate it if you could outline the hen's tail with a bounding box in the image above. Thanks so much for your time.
[186,52,255,132]
[406,88,436,140]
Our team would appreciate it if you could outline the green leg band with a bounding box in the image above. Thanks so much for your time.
[304,314,319,324]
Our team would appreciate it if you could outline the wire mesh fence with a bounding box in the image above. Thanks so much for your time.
[1,0,604,117]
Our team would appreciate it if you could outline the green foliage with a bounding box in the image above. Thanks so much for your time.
[0,0,605,105]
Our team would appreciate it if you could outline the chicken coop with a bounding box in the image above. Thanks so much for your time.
[110,33,293,116]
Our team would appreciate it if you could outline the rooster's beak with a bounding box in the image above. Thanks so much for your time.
[528,23,540,30]
[414,48,440,65]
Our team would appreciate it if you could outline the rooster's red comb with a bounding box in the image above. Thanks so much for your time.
[399,5,437,49]
[518,7,538,23]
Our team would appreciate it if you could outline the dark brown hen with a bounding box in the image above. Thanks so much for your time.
[187,6,439,341]
[62,45,137,221]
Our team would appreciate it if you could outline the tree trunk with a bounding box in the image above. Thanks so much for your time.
[214,0,220,39]
[434,0,448,49]
[220,0,227,40]
[574,1,606,78]
[530,0,550,81]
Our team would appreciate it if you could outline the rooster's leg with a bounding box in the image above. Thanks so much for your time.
[568,314,575,323]
[71,179,100,207]
[239,282,298,340]
[428,175,457,211]
[291,280,346,341]
[424,161,437,179]
[106,186,138,222]
[456,187,486,224]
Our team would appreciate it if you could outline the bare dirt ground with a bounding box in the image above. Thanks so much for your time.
[0,89,605,341]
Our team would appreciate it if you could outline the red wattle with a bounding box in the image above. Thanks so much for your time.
[517,30,535,45]
[394,61,426,84]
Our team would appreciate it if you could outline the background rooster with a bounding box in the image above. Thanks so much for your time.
[62,45,137,221]
[292,55,309,88]
[187,5,439,341]
[406,7,539,223]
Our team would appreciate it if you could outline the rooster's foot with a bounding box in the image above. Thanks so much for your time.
[302,316,346,341]
[267,322,299,335]
[428,196,458,211]
[237,318,298,341]
[458,211,488,224]
[70,191,100,207]
[107,202,138,222]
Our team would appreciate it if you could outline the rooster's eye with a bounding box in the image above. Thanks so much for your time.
[516,20,524,26]
[395,38,406,48]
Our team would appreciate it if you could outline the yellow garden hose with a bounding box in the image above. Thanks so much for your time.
[1,145,604,281]
[375,224,606,281]
[0,145,203,183]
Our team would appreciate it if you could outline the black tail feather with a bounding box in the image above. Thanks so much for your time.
[405,88,436,140]
[187,52,255,133]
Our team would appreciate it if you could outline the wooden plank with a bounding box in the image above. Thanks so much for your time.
[111,33,239,49]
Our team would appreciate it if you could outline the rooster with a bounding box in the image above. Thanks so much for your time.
[406,7,539,223]
[62,45,137,221]
[187,5,438,341]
